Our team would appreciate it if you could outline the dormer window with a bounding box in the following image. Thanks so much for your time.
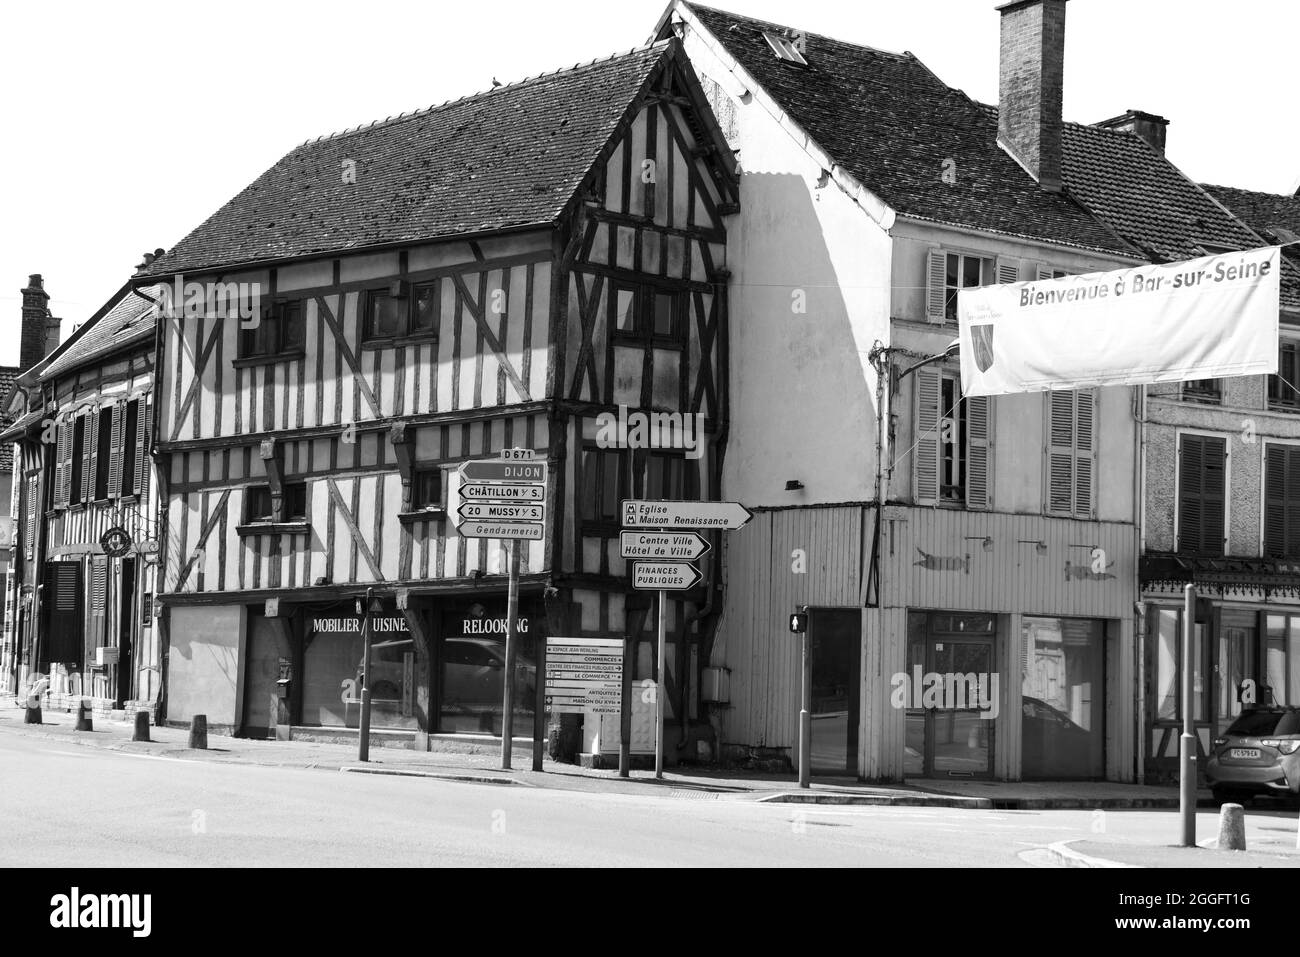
[762,31,808,66]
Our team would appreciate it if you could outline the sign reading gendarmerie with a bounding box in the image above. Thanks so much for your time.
[957,247,1281,397]
[545,637,622,714]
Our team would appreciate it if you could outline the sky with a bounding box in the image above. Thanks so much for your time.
[1,0,1296,366]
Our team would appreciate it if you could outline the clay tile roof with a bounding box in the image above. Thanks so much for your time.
[684,3,1137,257]
[148,44,671,276]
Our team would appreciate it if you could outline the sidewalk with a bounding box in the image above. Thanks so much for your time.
[0,697,1221,808]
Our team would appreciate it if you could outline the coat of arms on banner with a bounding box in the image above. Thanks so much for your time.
[970,324,995,372]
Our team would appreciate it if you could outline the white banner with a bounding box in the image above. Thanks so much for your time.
[958,247,1280,397]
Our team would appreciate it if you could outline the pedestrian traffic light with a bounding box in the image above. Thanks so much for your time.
[789,610,808,633]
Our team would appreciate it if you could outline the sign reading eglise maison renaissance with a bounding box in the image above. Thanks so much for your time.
[957,247,1281,397]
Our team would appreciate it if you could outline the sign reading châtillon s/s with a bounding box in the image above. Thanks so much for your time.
[957,247,1281,397]
[545,637,623,714]
[455,449,547,540]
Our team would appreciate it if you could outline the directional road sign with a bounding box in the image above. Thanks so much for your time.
[460,460,547,483]
[619,531,710,561]
[458,520,544,540]
[459,482,546,502]
[632,560,703,590]
[545,637,623,715]
[621,500,752,531]
[458,502,545,522]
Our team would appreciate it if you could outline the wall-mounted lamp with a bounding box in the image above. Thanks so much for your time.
[1019,539,1048,556]
[964,535,994,552]
[785,480,804,491]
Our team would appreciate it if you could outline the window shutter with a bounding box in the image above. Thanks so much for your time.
[1179,435,1226,555]
[25,475,37,561]
[914,367,940,504]
[996,259,1019,284]
[926,249,947,324]
[46,561,83,664]
[86,555,107,667]
[1286,447,1300,558]
[1036,264,1053,282]
[1265,444,1286,557]
[966,395,992,510]
[1074,390,1095,517]
[133,395,150,496]
[81,411,97,505]
[107,403,124,499]
[1046,391,1075,514]
[53,419,67,509]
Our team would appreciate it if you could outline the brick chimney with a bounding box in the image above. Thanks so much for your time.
[19,274,60,371]
[997,0,1067,193]
[1096,110,1169,154]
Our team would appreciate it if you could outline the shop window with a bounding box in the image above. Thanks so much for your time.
[1264,614,1300,706]
[241,299,305,359]
[245,482,307,523]
[1177,434,1226,555]
[437,608,537,735]
[1154,608,1208,722]
[1218,617,1254,721]
[1021,617,1105,779]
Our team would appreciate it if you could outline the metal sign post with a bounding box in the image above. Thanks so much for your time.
[1180,583,1196,846]
[358,587,375,763]
[799,610,812,789]
[655,588,667,780]
[502,537,520,769]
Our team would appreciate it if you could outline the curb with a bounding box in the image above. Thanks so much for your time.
[758,791,994,809]
[1045,840,1142,868]
[339,765,531,787]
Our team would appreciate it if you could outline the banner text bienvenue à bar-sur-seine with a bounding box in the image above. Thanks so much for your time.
[957,247,1281,397]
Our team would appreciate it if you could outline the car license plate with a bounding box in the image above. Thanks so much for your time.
[1230,748,1260,759]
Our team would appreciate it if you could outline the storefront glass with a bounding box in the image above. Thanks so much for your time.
[1021,616,1104,779]
[302,609,418,730]
[438,604,537,735]
[1264,614,1300,706]
[1155,609,1206,722]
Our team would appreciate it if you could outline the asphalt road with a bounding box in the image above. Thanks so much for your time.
[1,733,1292,867]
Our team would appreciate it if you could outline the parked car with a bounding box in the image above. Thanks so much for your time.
[1206,706,1300,805]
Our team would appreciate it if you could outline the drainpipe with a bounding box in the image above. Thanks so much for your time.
[1133,384,1148,784]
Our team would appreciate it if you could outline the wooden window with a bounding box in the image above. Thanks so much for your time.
[1264,444,1300,558]
[1178,433,1226,555]
[364,283,440,342]
[1268,341,1300,411]
[86,555,107,667]
[1182,378,1221,404]
[610,283,683,344]
[642,451,685,500]
[94,409,112,501]
[24,474,37,560]
[107,402,125,499]
[913,368,991,509]
[53,419,70,508]
[581,448,626,525]
[926,250,992,324]
[241,299,305,358]
[80,410,99,505]
[412,469,442,511]
[245,482,307,523]
[1046,390,1095,518]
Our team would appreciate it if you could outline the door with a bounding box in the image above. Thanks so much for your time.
[115,558,135,708]
[809,609,861,775]
[905,612,997,778]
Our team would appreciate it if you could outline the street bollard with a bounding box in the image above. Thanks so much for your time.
[23,704,41,725]
[1217,803,1246,851]
[188,714,208,750]
[132,710,150,742]
[74,701,93,732]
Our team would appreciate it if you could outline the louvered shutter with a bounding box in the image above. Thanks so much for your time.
[1179,435,1226,555]
[24,475,37,560]
[966,395,992,510]
[86,555,107,668]
[1074,390,1095,517]
[46,561,82,664]
[1265,445,1284,556]
[996,259,1019,284]
[1285,447,1300,558]
[107,402,124,499]
[133,395,150,496]
[81,411,97,504]
[1036,264,1054,281]
[914,367,940,504]
[926,249,947,323]
[1046,391,1075,514]
[53,419,67,508]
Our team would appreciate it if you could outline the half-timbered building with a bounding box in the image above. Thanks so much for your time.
[140,39,736,756]
[1,281,161,717]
